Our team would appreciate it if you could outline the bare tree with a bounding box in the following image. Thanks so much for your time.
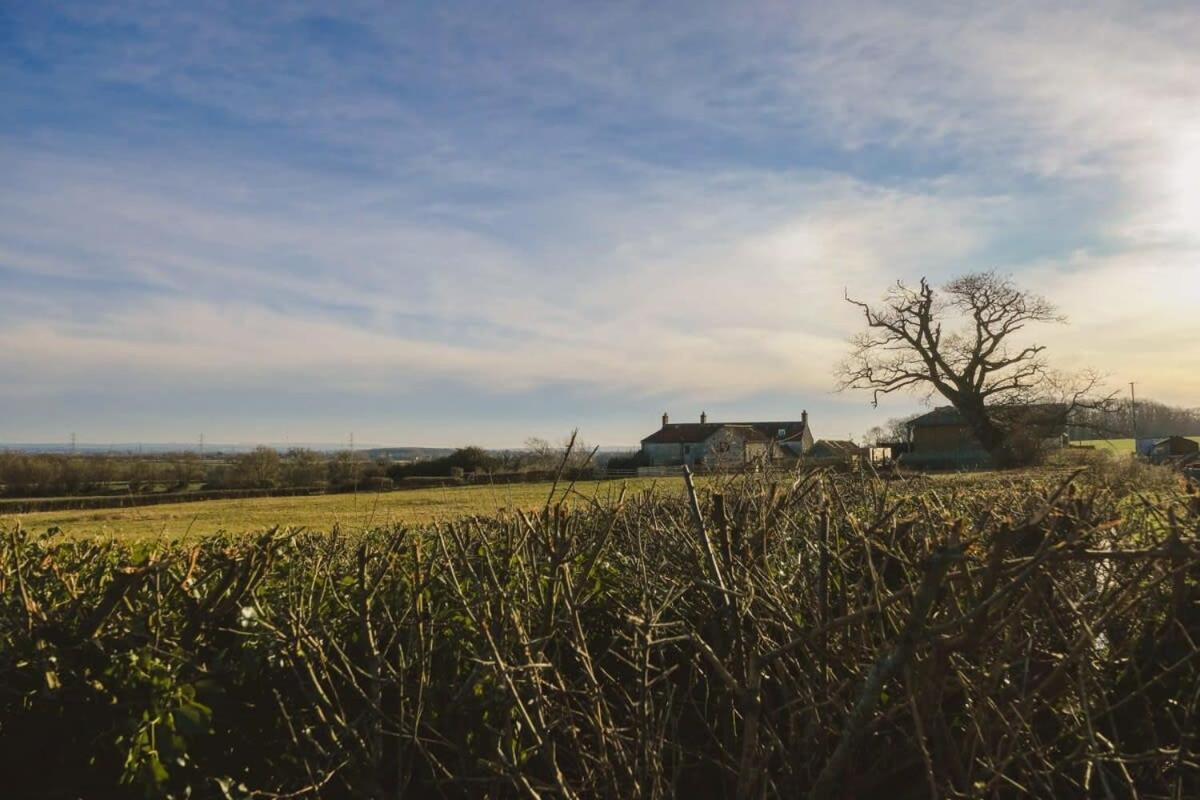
[524,434,595,471]
[523,437,558,470]
[862,425,887,446]
[884,414,921,444]
[839,271,1111,466]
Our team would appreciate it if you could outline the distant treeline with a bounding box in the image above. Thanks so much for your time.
[0,441,627,500]
[384,444,607,480]
[1070,397,1200,439]
[0,448,386,498]
[1,486,328,515]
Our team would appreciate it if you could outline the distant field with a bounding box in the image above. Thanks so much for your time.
[1076,436,1200,453]
[3,478,675,540]
[6,454,1185,540]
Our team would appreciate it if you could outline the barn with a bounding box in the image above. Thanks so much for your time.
[904,404,1068,468]
[1139,436,1200,464]
[806,439,864,466]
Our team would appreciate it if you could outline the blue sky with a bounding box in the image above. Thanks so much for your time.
[3,1,1198,447]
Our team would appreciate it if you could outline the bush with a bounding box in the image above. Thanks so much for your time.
[604,450,647,470]
[1084,451,1179,494]
[2,471,1198,798]
[388,446,501,480]
[228,447,281,489]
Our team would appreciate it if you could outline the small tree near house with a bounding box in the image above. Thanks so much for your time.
[863,414,921,446]
[838,271,1113,467]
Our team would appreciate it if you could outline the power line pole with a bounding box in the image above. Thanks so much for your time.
[69,432,77,454]
[199,433,205,456]
[1129,382,1138,446]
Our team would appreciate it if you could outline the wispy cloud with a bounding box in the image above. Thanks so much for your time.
[0,154,996,394]
[2,1,1197,443]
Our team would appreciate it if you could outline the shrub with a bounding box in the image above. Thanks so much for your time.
[1084,451,1179,494]
[361,476,394,492]
[1,471,1197,798]
[604,450,647,470]
[388,447,500,479]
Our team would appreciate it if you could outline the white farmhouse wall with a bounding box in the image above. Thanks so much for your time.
[643,442,688,467]
[703,427,750,467]
[643,428,762,467]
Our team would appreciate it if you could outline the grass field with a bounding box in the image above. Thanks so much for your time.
[5,454,1184,540]
[2,478,673,540]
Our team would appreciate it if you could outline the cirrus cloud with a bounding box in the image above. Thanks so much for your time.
[2,1,1197,444]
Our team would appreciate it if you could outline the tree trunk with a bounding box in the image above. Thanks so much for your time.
[955,402,1019,467]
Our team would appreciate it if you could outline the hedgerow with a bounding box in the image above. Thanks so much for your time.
[2,469,1198,798]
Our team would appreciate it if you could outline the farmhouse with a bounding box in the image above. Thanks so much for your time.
[640,411,814,468]
[904,404,1069,468]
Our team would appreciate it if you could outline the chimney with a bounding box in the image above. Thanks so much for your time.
[700,410,707,424]
[801,409,809,428]
[662,411,669,428]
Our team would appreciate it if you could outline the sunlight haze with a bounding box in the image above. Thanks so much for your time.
[3,1,1197,446]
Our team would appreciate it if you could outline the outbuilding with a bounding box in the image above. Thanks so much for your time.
[904,404,1068,468]
[1141,436,1199,463]
[806,439,864,467]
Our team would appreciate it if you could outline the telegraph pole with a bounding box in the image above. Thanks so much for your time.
[1129,382,1138,446]
[69,432,77,454]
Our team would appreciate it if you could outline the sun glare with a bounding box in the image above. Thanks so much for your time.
[1164,133,1200,241]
